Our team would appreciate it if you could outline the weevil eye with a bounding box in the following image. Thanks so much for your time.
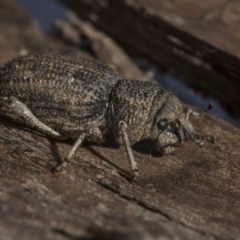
[157,118,169,131]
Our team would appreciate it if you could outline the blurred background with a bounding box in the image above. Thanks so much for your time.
[14,0,240,127]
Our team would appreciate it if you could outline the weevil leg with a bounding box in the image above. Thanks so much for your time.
[119,121,140,181]
[55,133,86,171]
[55,126,104,171]
[0,97,66,140]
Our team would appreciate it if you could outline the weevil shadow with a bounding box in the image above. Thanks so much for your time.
[84,144,130,178]
[2,119,71,168]
[84,135,163,178]
[47,138,68,164]
[86,133,163,158]
[0,118,159,175]
[132,139,164,157]
[47,134,130,178]
[84,134,130,177]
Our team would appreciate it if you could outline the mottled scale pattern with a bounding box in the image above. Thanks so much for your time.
[110,80,168,143]
[0,53,122,135]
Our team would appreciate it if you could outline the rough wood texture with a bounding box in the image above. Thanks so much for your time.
[61,0,240,118]
[0,0,91,66]
[2,114,240,240]
[53,12,155,82]
[1,0,240,240]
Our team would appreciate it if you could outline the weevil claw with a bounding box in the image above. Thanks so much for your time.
[132,170,140,182]
[55,160,69,172]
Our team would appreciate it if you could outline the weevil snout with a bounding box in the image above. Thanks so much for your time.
[154,103,215,155]
[155,119,186,154]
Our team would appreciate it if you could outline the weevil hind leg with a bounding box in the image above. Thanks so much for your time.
[0,97,67,140]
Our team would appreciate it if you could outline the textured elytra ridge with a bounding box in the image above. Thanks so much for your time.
[0,52,213,180]
[0,53,121,134]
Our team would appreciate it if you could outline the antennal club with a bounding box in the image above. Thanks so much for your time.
[206,103,214,112]
[186,103,214,121]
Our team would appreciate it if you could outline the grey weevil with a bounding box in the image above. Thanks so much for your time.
[0,53,214,180]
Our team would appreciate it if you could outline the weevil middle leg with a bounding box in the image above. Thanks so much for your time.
[55,126,104,171]
[55,133,86,171]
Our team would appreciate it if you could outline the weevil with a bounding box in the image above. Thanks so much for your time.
[0,53,214,180]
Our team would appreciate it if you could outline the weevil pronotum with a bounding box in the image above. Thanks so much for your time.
[0,53,215,180]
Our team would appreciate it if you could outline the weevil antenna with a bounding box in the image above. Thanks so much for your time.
[177,119,203,147]
[186,103,214,121]
[177,100,216,147]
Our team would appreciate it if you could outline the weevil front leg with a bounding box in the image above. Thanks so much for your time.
[119,121,140,181]
[0,97,66,140]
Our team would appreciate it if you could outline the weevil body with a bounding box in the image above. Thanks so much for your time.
[0,53,214,180]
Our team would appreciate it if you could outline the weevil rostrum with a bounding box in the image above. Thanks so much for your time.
[0,53,215,180]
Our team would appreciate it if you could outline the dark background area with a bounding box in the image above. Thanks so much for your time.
[17,0,240,128]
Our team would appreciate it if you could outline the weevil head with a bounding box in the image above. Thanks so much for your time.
[109,80,213,151]
[145,91,199,155]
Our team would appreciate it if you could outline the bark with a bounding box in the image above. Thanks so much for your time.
[0,0,240,240]
[61,0,240,118]
[53,12,155,82]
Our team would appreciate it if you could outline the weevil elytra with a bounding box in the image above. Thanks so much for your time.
[0,53,214,180]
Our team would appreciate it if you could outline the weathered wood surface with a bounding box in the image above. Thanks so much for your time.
[1,0,240,240]
[0,0,92,65]
[53,12,155,82]
[61,0,240,118]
